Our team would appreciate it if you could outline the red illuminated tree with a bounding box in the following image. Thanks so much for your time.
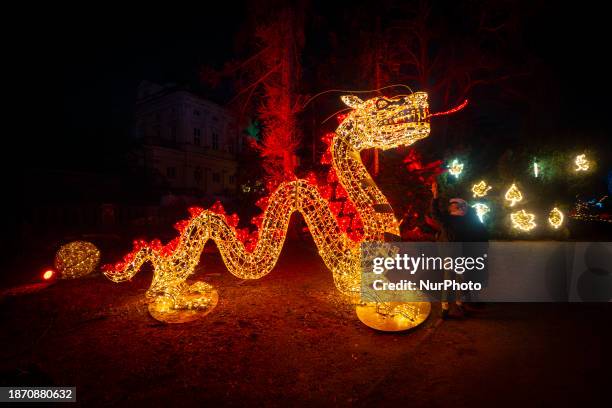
[204,3,305,188]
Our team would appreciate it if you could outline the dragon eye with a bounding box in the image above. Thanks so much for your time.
[376,99,391,110]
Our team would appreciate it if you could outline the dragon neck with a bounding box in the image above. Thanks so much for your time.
[332,119,400,242]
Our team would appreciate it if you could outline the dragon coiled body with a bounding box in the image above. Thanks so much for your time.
[104,92,431,321]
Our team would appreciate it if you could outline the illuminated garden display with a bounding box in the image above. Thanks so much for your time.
[471,180,492,198]
[448,159,464,178]
[55,241,100,279]
[98,83,605,326]
[574,154,590,172]
[446,150,604,234]
[510,209,537,231]
[4,4,611,406]
[103,92,436,327]
[504,183,523,207]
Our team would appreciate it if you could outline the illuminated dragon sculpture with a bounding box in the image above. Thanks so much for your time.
[104,92,440,326]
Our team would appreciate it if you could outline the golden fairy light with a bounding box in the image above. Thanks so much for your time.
[510,209,536,232]
[574,154,590,171]
[504,183,523,207]
[471,180,492,198]
[448,159,464,178]
[104,92,433,325]
[548,207,564,229]
[55,241,101,279]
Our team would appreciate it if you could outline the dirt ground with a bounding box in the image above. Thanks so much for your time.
[1,239,610,407]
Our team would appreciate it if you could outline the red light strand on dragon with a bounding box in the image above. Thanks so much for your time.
[429,99,469,118]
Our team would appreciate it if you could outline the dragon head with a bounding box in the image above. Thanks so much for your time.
[338,92,430,151]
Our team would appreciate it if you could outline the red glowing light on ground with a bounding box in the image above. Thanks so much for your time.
[43,270,55,280]
[429,99,469,118]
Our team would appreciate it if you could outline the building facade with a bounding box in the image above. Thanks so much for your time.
[132,81,242,195]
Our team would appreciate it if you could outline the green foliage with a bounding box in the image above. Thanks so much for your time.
[244,119,261,140]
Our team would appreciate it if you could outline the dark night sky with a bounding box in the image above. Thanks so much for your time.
[12,4,244,172]
[11,1,611,173]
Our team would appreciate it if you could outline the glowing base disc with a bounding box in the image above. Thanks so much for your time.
[148,283,219,324]
[356,301,431,332]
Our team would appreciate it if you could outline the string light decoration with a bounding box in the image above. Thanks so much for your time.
[55,241,100,279]
[448,159,464,178]
[471,202,490,223]
[104,92,434,325]
[574,154,590,171]
[504,183,523,207]
[533,161,540,178]
[356,301,431,332]
[548,207,564,229]
[471,180,492,198]
[570,196,612,223]
[428,99,468,118]
[510,209,536,232]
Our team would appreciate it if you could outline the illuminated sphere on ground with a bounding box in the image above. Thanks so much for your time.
[54,241,101,279]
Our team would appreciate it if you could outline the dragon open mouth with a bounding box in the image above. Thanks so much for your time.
[379,108,429,126]
[378,98,469,127]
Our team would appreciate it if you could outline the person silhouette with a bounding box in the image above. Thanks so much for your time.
[430,181,488,318]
